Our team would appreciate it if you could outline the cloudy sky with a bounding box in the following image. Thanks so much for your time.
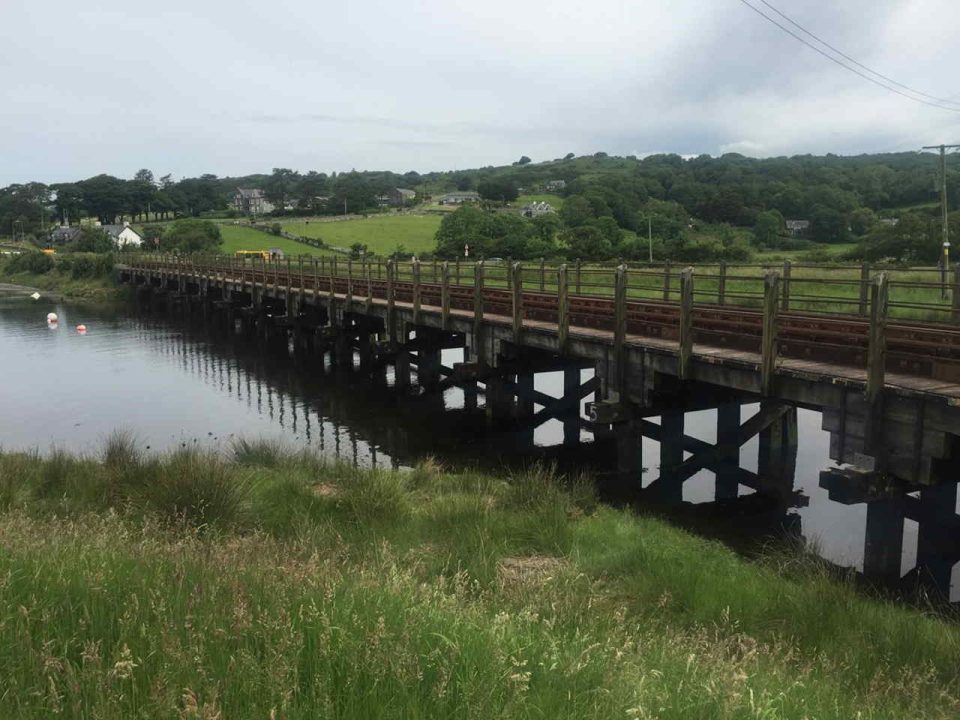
[2,0,960,185]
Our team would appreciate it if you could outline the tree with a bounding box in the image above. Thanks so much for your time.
[79,174,128,224]
[52,183,83,224]
[175,175,222,217]
[561,225,611,260]
[265,168,299,209]
[66,226,113,253]
[753,209,784,246]
[560,195,593,227]
[564,153,575,161]
[476,178,518,203]
[134,168,155,185]
[810,206,849,244]
[850,207,878,236]
[517,155,532,165]
[162,218,222,253]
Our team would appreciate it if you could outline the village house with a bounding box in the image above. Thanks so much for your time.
[438,191,481,205]
[100,222,144,248]
[521,201,555,218]
[785,220,810,236]
[48,226,82,245]
[544,179,566,192]
[377,188,417,207]
[233,188,274,215]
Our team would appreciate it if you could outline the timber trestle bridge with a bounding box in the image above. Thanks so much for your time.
[120,253,960,494]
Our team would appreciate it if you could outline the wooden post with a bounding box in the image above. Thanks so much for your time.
[678,267,694,380]
[441,261,451,329]
[557,264,569,353]
[365,260,373,313]
[864,273,889,461]
[575,259,582,295]
[614,264,627,395]
[386,259,396,341]
[858,262,870,316]
[865,273,889,409]
[412,258,421,324]
[952,264,960,323]
[454,257,460,286]
[663,262,671,301]
[511,262,523,341]
[273,255,279,288]
[761,271,781,396]
[474,261,485,365]
[539,257,546,291]
[718,261,727,305]
[782,260,791,312]
[346,259,353,308]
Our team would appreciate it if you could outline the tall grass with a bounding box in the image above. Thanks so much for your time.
[0,438,957,718]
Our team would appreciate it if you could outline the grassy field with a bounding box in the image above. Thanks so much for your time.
[514,193,565,210]
[283,215,442,255]
[218,224,339,257]
[0,437,957,718]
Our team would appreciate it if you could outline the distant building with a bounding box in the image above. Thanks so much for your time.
[233,188,275,215]
[785,220,810,236]
[879,218,900,227]
[438,191,481,205]
[101,222,144,248]
[544,180,566,192]
[48,226,82,245]
[377,188,417,207]
[521,201,555,218]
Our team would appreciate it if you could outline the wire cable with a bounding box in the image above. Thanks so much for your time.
[756,0,960,107]
[736,0,960,113]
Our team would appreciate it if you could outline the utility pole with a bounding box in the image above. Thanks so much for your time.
[648,215,653,263]
[922,144,959,297]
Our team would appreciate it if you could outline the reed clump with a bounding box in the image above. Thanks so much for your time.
[0,437,956,718]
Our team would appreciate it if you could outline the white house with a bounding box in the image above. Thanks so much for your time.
[521,201,555,218]
[438,191,481,205]
[101,222,144,248]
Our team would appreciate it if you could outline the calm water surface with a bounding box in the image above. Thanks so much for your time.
[1,290,956,599]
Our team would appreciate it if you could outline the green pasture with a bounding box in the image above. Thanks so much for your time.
[218,224,338,257]
[283,215,441,256]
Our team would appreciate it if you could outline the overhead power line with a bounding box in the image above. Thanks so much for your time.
[756,0,960,107]
[736,0,960,113]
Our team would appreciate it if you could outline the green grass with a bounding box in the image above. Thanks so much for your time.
[0,439,957,718]
[514,193,565,210]
[283,215,442,255]
[218,224,339,257]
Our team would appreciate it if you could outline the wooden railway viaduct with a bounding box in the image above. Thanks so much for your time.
[119,254,960,591]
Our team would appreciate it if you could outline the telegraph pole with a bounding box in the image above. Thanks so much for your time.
[922,144,960,297]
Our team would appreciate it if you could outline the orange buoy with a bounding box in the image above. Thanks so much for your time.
[76,324,87,334]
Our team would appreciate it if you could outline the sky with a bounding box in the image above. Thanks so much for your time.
[2,0,960,185]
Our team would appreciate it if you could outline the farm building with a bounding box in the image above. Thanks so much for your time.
[438,191,481,205]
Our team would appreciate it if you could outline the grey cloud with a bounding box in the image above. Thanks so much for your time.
[2,0,960,184]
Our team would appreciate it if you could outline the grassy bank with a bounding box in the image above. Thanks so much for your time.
[0,438,957,718]
[0,257,127,304]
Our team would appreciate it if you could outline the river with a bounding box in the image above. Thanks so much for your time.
[1,289,956,601]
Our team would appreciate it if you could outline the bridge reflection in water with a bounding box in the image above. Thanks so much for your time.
[130,301,960,603]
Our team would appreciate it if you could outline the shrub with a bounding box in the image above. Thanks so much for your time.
[139,449,248,528]
[6,251,54,274]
